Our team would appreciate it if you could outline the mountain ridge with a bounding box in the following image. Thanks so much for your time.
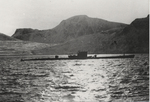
[31,15,149,54]
[12,15,127,43]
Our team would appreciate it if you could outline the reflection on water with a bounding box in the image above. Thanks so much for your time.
[0,54,149,102]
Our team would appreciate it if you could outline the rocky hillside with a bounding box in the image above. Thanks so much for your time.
[12,15,127,43]
[0,33,17,41]
[31,15,149,54]
[0,41,53,55]
[111,15,149,53]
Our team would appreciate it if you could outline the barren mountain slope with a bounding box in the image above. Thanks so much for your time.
[31,15,149,54]
[12,15,127,44]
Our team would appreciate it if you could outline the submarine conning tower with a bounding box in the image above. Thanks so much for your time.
[77,51,87,58]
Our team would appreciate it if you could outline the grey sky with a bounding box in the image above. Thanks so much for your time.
[0,0,149,36]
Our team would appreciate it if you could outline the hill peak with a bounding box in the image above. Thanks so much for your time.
[69,15,89,19]
[61,15,90,23]
[12,15,127,43]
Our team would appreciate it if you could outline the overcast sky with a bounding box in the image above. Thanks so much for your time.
[0,0,149,36]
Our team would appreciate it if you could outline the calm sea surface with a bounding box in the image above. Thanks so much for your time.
[0,54,149,102]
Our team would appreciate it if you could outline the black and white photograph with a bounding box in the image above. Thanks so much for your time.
[0,0,149,102]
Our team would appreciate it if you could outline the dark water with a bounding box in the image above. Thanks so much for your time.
[0,54,149,102]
